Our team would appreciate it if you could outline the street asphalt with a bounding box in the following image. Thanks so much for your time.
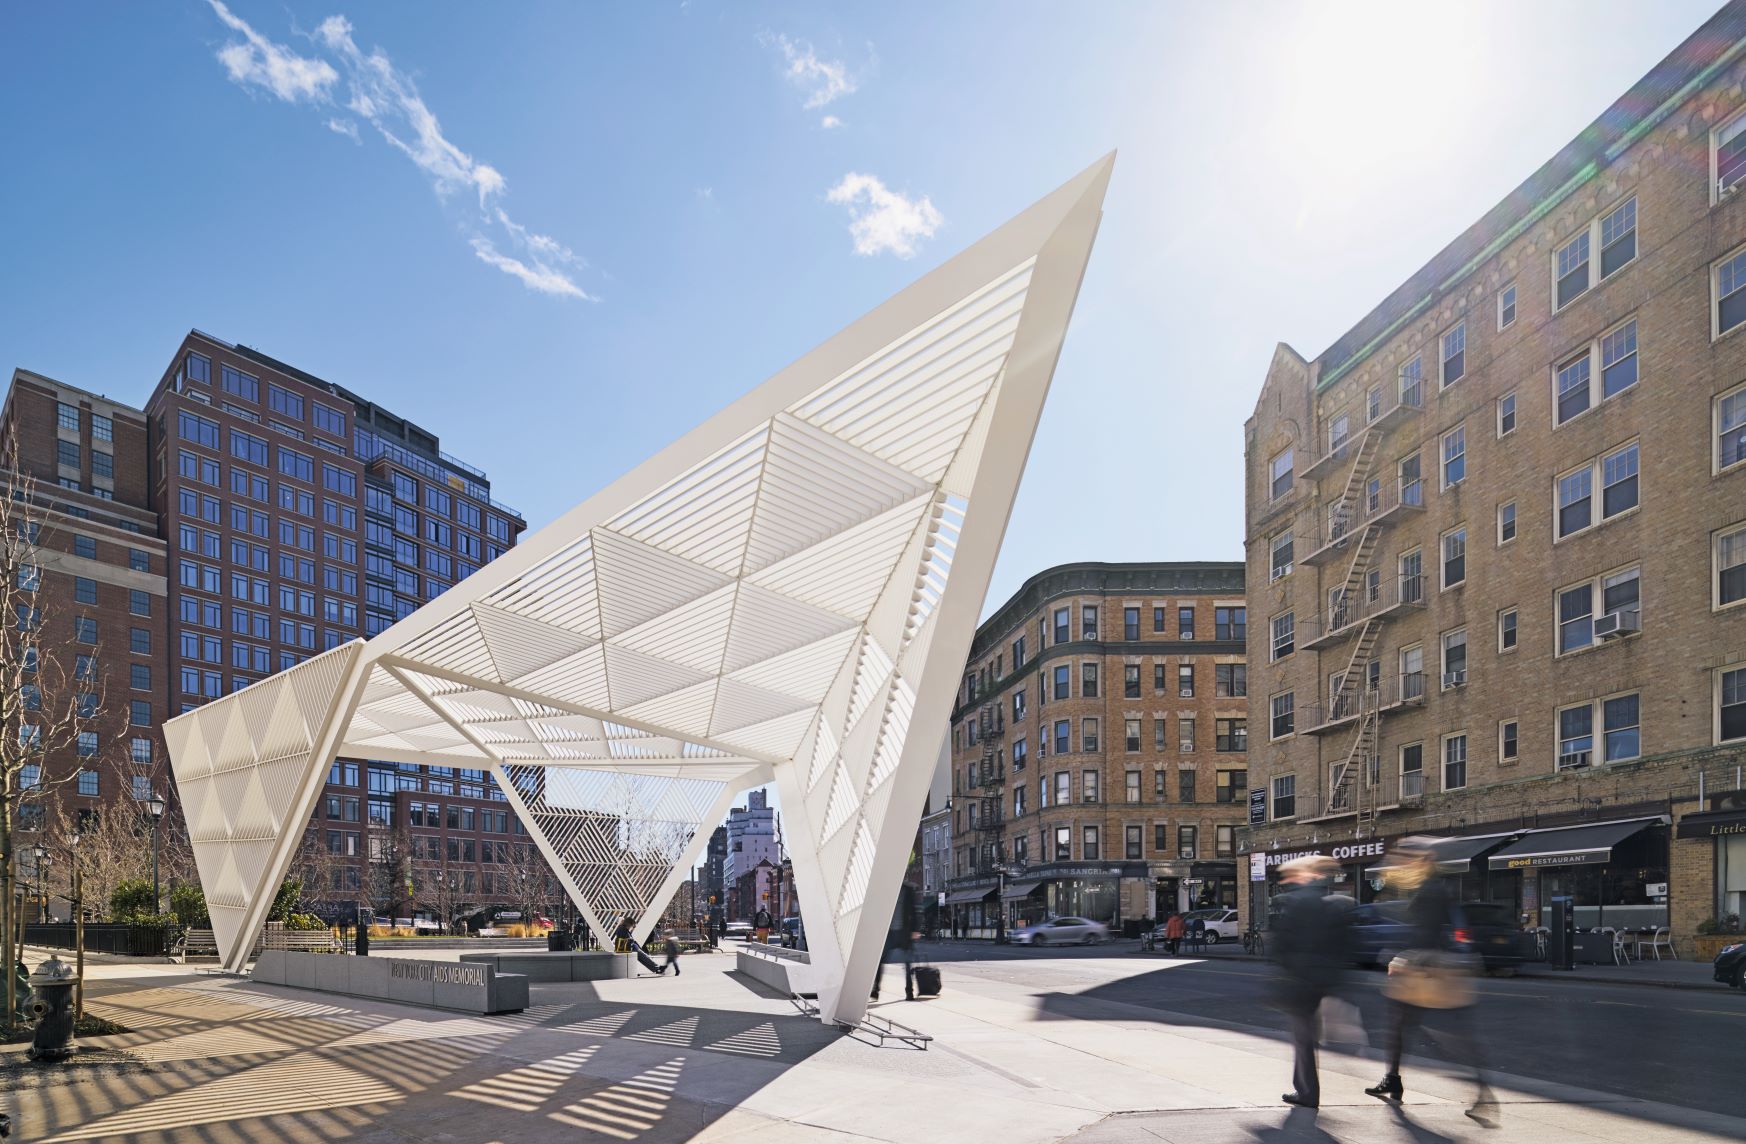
[916,939,1746,1121]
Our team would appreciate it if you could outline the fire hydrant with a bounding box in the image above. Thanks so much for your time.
[26,955,79,1062]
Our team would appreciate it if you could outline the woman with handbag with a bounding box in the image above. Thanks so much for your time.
[1365,838,1496,1124]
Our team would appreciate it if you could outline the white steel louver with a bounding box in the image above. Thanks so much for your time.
[163,154,1111,1024]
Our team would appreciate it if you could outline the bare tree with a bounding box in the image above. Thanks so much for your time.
[366,818,413,922]
[414,844,477,932]
[1,460,116,1029]
[42,799,153,920]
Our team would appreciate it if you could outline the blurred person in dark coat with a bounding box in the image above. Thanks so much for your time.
[1271,855,1353,1109]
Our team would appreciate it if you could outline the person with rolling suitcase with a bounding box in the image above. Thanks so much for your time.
[871,882,920,1002]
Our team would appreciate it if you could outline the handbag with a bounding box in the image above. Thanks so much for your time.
[1384,949,1477,1009]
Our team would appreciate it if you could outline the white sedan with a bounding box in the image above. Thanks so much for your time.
[1010,916,1110,946]
[1182,908,1241,943]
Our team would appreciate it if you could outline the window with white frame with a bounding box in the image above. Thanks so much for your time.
[1399,355,1424,406]
[1327,411,1351,454]
[1498,282,1517,329]
[1270,447,1294,500]
[1557,565,1639,655]
[1500,719,1519,763]
[1441,628,1467,689]
[1442,425,1466,488]
[1555,197,1636,311]
[1555,442,1638,539]
[1441,526,1467,589]
[1555,318,1638,425]
[1497,391,1517,437]
[1443,733,1468,790]
[1270,611,1295,661]
[1715,523,1746,609]
[1270,691,1294,739]
[1270,528,1294,582]
[1715,247,1746,337]
[1558,692,1639,769]
[1714,107,1746,199]
[1272,773,1296,819]
[1400,741,1424,797]
[1717,382,1746,473]
[1498,501,1517,544]
[1498,607,1518,652]
[1441,321,1466,388]
[1720,666,1746,744]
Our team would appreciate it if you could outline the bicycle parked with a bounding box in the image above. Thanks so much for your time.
[1243,926,1267,956]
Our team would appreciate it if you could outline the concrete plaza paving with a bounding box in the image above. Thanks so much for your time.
[3,944,1742,1143]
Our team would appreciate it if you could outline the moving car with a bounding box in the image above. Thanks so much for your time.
[723,921,753,941]
[1714,939,1746,988]
[1010,916,1110,946]
[1349,900,1525,971]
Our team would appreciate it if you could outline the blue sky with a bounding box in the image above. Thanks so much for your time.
[0,0,1726,617]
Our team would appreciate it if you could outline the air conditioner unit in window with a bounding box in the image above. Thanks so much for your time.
[1721,177,1743,200]
[1594,609,1641,640]
[1179,688,1194,698]
[1442,669,1467,688]
[1557,749,1592,772]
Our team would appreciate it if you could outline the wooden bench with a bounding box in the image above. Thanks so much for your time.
[261,928,342,954]
[177,928,220,959]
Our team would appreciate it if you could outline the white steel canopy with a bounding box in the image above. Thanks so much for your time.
[165,154,1111,1024]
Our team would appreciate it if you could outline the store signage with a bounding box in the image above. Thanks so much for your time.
[1249,852,1267,882]
[1499,851,1606,869]
[1261,838,1388,868]
[1248,788,1267,826]
[1675,811,1746,838]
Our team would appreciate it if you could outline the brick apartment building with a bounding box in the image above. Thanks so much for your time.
[3,370,169,871]
[6,331,572,925]
[943,562,1248,938]
[1240,3,1746,946]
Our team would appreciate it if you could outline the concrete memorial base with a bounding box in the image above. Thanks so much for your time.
[736,945,816,996]
[251,950,528,1014]
[458,950,633,983]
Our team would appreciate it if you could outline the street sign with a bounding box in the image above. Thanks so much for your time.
[1248,788,1267,826]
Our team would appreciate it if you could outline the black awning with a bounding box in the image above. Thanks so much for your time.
[1000,880,1043,900]
[1486,818,1664,870]
[944,887,995,905]
[1676,808,1746,839]
[1363,833,1518,876]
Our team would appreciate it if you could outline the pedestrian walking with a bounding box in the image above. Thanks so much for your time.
[1365,838,1496,1125]
[871,882,919,1002]
[1163,911,1185,955]
[1271,855,1354,1109]
[659,929,682,975]
[753,906,773,944]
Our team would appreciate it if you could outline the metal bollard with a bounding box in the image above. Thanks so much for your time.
[26,956,80,1062]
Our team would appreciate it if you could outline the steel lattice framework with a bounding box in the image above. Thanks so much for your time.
[164,155,1110,1025]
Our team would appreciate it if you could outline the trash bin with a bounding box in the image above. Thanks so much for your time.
[547,930,575,952]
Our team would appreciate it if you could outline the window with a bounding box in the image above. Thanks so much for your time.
[1152,606,1165,633]
[1272,774,1296,819]
[1125,768,1141,801]
[130,627,150,654]
[1054,720,1069,755]
[1179,717,1196,753]
[1269,529,1293,581]
[1498,608,1518,652]
[1122,606,1140,640]
[1557,565,1639,655]
[1054,826,1071,861]
[1081,825,1099,860]
[57,401,81,431]
[1270,692,1294,739]
[1215,719,1243,758]
[1216,769,1246,805]
[75,617,97,644]
[313,402,347,437]
[1442,425,1466,487]
[1497,501,1516,544]
[77,768,99,795]
[1124,664,1140,698]
[1082,718,1099,753]
[1441,526,1466,589]
[1718,247,1746,337]
[1500,720,1519,763]
[1052,607,1069,644]
[1154,824,1167,851]
[1178,770,1196,803]
[1717,383,1746,473]
[92,450,113,479]
[1564,439,1640,529]
[1271,612,1294,661]
[1559,693,1640,767]
[1717,523,1746,609]
[178,410,220,449]
[1215,663,1246,697]
[1441,628,1467,689]
[1154,717,1167,751]
[57,439,80,469]
[1178,606,1195,639]
[74,576,97,605]
[1555,319,1639,426]
[1177,825,1197,859]
[1400,741,1424,797]
[1557,197,1635,310]
[1497,282,1517,329]
[1126,825,1143,860]
[1012,687,1027,720]
[1081,662,1098,698]
[1053,664,1070,701]
[267,383,305,420]
[131,663,151,690]
[277,447,314,482]
[1440,321,1465,388]
[1081,605,1098,640]
[1443,734,1468,790]
[1153,662,1165,692]
[1177,663,1195,697]
[1270,447,1294,500]
[1215,606,1244,641]
[1497,391,1516,437]
[1720,667,1746,743]
[131,700,151,726]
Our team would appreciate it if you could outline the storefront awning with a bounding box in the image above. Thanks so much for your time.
[1365,833,1519,877]
[1676,808,1746,839]
[944,887,995,905]
[1000,880,1043,900]
[1486,817,1666,870]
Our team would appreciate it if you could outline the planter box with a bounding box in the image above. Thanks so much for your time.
[1690,933,1745,961]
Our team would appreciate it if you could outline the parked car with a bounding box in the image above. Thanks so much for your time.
[1349,900,1525,971]
[1181,908,1241,944]
[724,921,753,941]
[1714,939,1746,988]
[1010,916,1110,946]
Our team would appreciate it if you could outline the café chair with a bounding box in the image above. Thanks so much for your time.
[1638,926,1674,961]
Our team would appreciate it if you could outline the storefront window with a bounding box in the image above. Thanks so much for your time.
[1722,834,1746,921]
[1047,878,1117,924]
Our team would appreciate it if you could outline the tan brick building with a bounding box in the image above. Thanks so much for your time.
[942,562,1247,938]
[1239,4,1746,952]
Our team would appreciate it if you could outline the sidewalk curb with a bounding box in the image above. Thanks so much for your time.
[1515,969,1727,993]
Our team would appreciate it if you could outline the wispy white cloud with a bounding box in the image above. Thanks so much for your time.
[207,0,336,103]
[203,5,589,299]
[761,32,856,110]
[820,114,843,130]
[826,173,942,259]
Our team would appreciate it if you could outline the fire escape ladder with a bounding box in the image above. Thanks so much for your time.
[1328,704,1377,816]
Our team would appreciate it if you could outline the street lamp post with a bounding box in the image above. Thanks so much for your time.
[32,845,50,926]
[147,795,166,916]
[69,831,83,1020]
[992,860,1027,945]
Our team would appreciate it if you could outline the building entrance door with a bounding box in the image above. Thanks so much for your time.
[1154,877,1180,917]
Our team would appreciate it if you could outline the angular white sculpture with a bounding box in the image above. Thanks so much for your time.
[164,154,1111,1024]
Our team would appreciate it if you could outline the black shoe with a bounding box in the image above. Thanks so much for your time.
[1282,1093,1317,1109]
[1365,1074,1403,1100]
